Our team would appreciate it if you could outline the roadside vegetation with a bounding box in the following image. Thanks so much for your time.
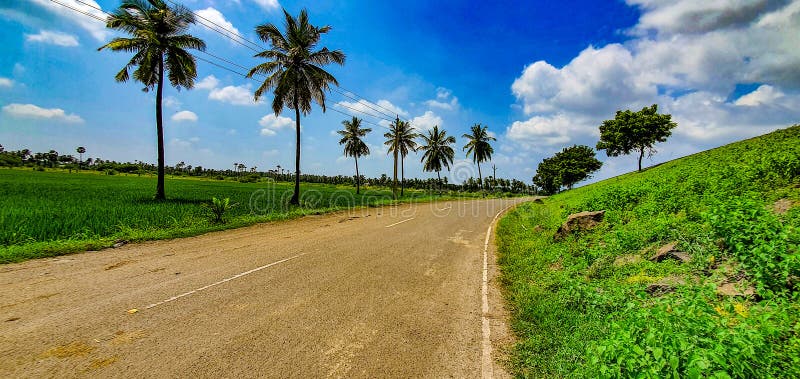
[498,125,800,377]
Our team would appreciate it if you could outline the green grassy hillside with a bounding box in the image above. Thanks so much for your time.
[0,170,480,263]
[498,126,800,377]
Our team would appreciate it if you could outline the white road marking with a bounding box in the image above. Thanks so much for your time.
[144,253,307,310]
[437,205,452,211]
[482,201,516,379]
[384,217,415,228]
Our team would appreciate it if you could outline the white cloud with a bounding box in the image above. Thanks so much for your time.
[209,85,259,106]
[196,75,259,106]
[734,84,784,106]
[424,87,460,111]
[375,99,409,117]
[252,0,280,11]
[410,111,443,132]
[25,30,79,46]
[259,114,294,136]
[0,77,12,88]
[195,8,244,43]
[507,0,800,155]
[29,0,109,41]
[163,96,182,109]
[2,103,83,123]
[195,75,220,90]
[171,110,198,123]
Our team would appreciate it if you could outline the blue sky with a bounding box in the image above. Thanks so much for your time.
[1,0,799,184]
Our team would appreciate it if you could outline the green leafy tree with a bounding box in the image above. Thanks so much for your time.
[418,125,455,187]
[385,118,419,197]
[533,145,602,195]
[596,104,677,172]
[337,117,371,194]
[247,9,345,205]
[99,0,206,200]
[463,123,495,189]
[76,146,86,170]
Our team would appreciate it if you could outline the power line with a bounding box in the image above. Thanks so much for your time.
[52,0,105,21]
[165,0,264,51]
[48,0,401,130]
[329,106,389,130]
[73,0,406,123]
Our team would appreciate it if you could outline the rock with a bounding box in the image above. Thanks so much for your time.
[646,276,685,296]
[613,254,643,267]
[716,280,756,298]
[773,198,794,215]
[112,240,128,248]
[534,198,544,204]
[649,242,691,263]
[554,210,605,240]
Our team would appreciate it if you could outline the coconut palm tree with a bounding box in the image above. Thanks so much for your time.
[463,123,496,190]
[337,117,371,194]
[384,119,418,197]
[418,125,455,188]
[98,0,206,200]
[247,9,345,205]
[76,146,86,170]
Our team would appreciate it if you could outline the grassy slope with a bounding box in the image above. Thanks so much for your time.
[0,169,488,263]
[497,126,800,377]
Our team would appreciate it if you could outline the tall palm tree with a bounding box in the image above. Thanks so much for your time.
[247,9,345,205]
[463,123,496,190]
[418,125,455,187]
[337,117,371,194]
[384,119,419,197]
[99,0,206,200]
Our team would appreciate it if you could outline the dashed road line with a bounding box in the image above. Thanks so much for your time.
[144,253,307,310]
[384,217,415,228]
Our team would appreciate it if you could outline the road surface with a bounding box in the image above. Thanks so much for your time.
[0,198,528,378]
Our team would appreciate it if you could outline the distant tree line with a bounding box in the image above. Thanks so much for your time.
[0,145,533,194]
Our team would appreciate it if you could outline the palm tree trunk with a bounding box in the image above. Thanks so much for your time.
[401,155,405,197]
[638,147,644,172]
[290,102,301,205]
[154,55,166,200]
[392,148,398,200]
[477,161,482,190]
[437,170,441,191]
[354,155,360,194]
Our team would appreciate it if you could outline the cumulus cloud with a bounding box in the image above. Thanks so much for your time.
[252,0,280,11]
[259,114,294,136]
[410,111,443,132]
[195,75,259,106]
[25,30,79,46]
[195,75,220,90]
[171,110,198,123]
[734,84,784,106]
[424,87,460,111]
[29,0,109,41]
[195,8,244,43]
[2,103,83,123]
[507,0,800,158]
[209,85,259,106]
[0,77,12,88]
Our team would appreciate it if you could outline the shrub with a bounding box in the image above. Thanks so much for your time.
[203,197,237,224]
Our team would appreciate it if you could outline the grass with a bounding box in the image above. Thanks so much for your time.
[0,169,490,263]
[497,125,800,377]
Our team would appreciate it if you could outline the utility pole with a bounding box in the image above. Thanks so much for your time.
[492,164,497,187]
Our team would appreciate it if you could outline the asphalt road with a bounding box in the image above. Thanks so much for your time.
[0,198,528,378]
